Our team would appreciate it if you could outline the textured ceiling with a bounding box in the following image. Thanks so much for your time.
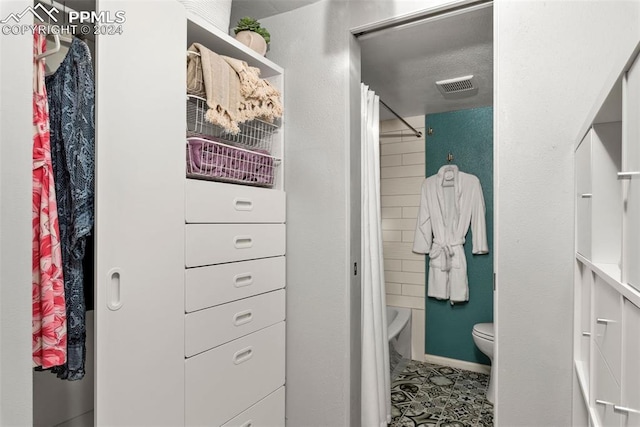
[230,0,322,30]
[360,5,493,120]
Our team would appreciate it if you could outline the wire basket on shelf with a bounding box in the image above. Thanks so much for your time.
[186,95,278,153]
[186,137,280,188]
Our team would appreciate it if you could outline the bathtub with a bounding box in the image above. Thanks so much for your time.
[387,306,412,378]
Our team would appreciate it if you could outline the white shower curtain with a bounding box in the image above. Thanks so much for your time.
[360,84,390,427]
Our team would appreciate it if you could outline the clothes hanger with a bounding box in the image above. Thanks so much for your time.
[34,32,60,60]
[442,152,456,186]
[34,1,73,61]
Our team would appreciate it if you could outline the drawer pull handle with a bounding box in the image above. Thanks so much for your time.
[617,171,640,179]
[596,318,616,324]
[596,400,615,406]
[582,332,591,336]
[240,420,253,427]
[233,346,253,365]
[107,268,123,311]
[580,193,592,198]
[614,405,640,415]
[234,236,254,249]
[233,310,253,326]
[234,273,253,288]
[234,198,254,211]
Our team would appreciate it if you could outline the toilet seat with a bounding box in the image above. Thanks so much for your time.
[472,323,494,341]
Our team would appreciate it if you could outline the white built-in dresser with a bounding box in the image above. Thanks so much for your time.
[182,13,287,426]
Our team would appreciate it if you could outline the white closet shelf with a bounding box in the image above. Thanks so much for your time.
[575,72,623,151]
[186,12,283,78]
[576,253,640,307]
[593,77,623,125]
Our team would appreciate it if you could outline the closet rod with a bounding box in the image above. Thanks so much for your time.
[379,99,422,138]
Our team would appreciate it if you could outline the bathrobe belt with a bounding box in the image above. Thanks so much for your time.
[431,239,464,272]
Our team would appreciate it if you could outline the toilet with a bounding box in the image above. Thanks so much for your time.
[472,322,495,404]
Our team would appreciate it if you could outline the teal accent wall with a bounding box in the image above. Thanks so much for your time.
[424,107,493,365]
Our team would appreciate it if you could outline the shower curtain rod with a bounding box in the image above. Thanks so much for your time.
[352,0,492,39]
[379,99,422,138]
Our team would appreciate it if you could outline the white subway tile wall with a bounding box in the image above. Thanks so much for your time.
[380,116,426,360]
[382,218,418,231]
[402,260,425,273]
[383,242,423,261]
[382,230,402,242]
[384,259,402,271]
[381,195,421,208]
[381,155,402,167]
[381,207,402,218]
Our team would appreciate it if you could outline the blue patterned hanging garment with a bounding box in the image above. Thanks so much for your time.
[46,37,95,381]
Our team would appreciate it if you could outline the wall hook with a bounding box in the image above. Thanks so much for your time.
[447,152,454,163]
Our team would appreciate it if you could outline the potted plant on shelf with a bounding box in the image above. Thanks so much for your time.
[233,17,270,56]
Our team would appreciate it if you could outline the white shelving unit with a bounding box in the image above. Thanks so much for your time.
[185,12,285,190]
[574,43,640,426]
[182,13,287,426]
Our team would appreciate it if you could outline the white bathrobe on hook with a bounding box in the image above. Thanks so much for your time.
[413,164,488,302]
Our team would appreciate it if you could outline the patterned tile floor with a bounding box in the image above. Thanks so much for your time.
[390,360,493,427]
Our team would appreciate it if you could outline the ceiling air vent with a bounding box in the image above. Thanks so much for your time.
[435,75,479,99]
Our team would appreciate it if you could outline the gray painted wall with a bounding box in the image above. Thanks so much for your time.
[262,2,355,425]
[349,34,363,427]
[263,2,447,425]
[495,1,640,425]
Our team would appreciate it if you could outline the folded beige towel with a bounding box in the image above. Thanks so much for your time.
[187,44,284,134]
[187,43,241,134]
[221,55,283,123]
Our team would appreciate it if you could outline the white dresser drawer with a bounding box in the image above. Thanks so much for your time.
[185,322,285,427]
[185,180,285,224]
[185,289,285,357]
[221,387,285,427]
[594,275,622,385]
[185,257,285,313]
[593,346,621,427]
[185,224,285,267]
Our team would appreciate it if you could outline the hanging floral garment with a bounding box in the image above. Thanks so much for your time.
[32,31,67,368]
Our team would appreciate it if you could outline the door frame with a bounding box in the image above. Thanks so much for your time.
[349,0,498,419]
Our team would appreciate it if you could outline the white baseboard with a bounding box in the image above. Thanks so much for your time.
[422,353,491,375]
